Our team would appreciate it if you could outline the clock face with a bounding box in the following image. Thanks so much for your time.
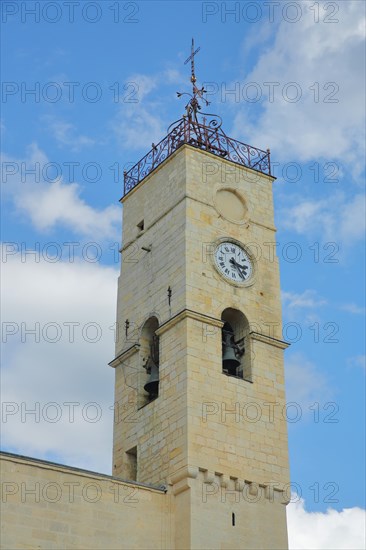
[214,241,252,283]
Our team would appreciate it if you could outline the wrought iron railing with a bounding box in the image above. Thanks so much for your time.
[123,117,271,196]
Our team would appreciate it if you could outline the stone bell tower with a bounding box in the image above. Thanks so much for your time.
[110,41,290,550]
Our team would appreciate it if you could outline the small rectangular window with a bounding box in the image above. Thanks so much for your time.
[126,446,137,480]
[137,220,144,231]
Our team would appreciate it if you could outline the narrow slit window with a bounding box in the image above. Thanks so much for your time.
[137,220,144,231]
[126,446,137,481]
[232,512,235,526]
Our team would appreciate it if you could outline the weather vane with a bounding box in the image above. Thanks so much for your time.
[177,38,210,122]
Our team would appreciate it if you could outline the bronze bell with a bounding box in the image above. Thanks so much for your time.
[222,327,241,375]
[144,357,159,399]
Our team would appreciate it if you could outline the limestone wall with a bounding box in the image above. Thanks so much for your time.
[0,453,172,550]
[1,452,289,550]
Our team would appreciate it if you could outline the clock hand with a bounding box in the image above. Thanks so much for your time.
[233,258,247,271]
[229,258,245,279]
[230,258,248,279]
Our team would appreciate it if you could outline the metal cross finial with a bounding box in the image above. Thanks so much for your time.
[184,38,201,92]
[177,39,210,121]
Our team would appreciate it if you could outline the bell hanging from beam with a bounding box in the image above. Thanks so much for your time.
[144,357,159,400]
[222,325,241,376]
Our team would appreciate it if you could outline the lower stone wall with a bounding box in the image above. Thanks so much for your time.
[1,453,288,549]
[0,453,172,550]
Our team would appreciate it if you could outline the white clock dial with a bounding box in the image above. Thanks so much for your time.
[214,241,252,283]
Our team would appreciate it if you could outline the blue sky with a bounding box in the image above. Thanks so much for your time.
[1,1,365,547]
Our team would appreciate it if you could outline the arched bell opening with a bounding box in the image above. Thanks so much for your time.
[138,316,160,407]
[221,308,251,381]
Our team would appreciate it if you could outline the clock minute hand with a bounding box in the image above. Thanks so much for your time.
[231,258,248,279]
[229,257,245,279]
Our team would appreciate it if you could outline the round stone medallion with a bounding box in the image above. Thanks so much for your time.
[215,188,248,224]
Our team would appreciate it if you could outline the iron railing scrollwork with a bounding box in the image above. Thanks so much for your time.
[123,118,271,197]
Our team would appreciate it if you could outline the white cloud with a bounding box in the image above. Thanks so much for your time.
[282,290,327,309]
[1,252,118,472]
[341,303,366,315]
[45,117,95,151]
[1,144,120,239]
[347,355,366,370]
[114,104,166,151]
[233,1,366,175]
[279,193,365,244]
[125,73,157,101]
[285,353,332,408]
[281,290,326,326]
[287,497,366,549]
[337,193,366,242]
[164,68,186,86]
[112,73,166,151]
[112,69,186,152]
[21,178,119,237]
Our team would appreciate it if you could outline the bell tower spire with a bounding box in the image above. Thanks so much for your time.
[111,41,289,550]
